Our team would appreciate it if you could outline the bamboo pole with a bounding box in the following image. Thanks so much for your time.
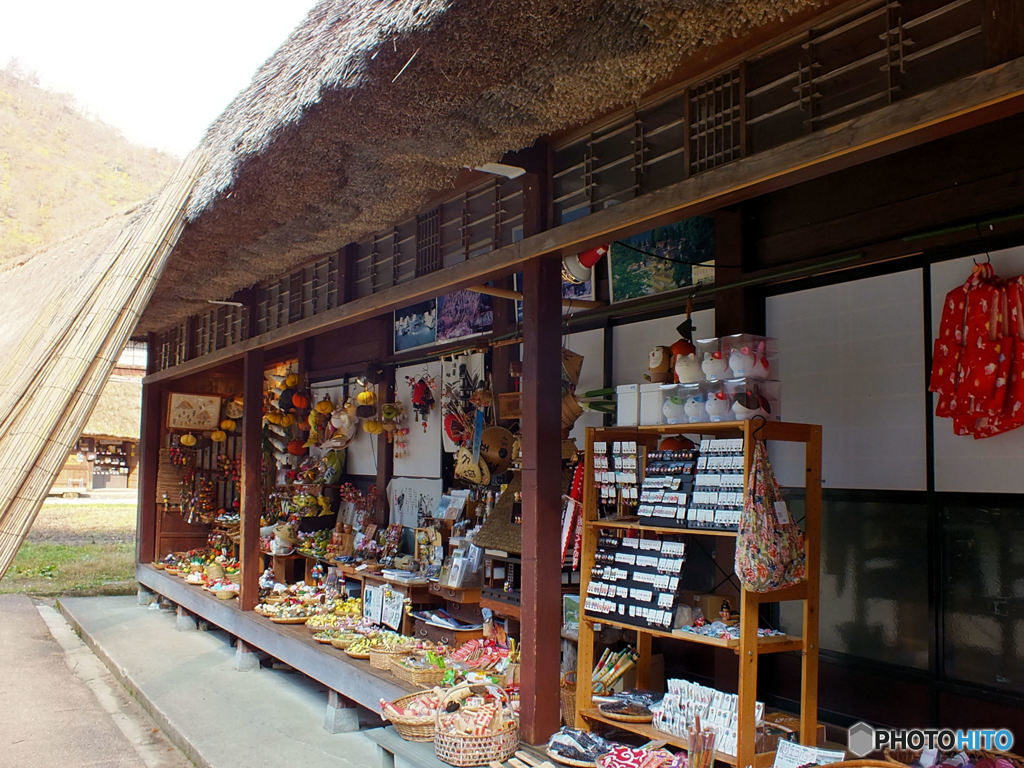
[0,151,206,578]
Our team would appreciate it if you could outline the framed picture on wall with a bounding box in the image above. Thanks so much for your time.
[608,216,715,303]
[436,289,493,342]
[394,298,437,352]
[166,393,222,431]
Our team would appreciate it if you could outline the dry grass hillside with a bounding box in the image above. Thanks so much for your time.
[0,65,177,268]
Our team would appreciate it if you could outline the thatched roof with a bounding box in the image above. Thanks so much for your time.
[0,207,145,362]
[137,0,821,333]
[83,375,142,440]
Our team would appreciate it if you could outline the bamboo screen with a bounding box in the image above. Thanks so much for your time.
[0,151,207,578]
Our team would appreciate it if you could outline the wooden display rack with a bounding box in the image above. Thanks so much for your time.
[575,420,821,768]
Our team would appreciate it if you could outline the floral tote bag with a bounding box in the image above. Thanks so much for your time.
[734,440,806,593]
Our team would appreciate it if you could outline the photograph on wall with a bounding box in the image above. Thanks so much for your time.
[394,298,437,352]
[608,216,715,303]
[436,289,493,342]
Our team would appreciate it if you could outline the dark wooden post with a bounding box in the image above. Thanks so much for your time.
[137,378,161,565]
[519,254,563,744]
[712,207,764,336]
[240,348,264,610]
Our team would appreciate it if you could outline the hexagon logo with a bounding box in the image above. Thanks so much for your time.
[848,722,876,757]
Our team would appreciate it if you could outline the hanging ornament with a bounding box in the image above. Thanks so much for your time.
[405,373,438,432]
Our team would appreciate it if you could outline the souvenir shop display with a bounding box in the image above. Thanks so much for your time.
[575,419,821,768]
[629,334,781,426]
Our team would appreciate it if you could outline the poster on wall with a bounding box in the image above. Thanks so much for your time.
[514,270,596,322]
[394,361,442,477]
[440,352,486,453]
[394,298,437,352]
[386,476,443,528]
[607,216,715,303]
[436,289,493,342]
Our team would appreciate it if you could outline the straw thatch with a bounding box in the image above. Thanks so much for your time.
[0,151,207,578]
[137,0,821,333]
[83,375,142,440]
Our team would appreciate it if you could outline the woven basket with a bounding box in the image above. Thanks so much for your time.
[390,654,446,687]
[384,692,437,742]
[369,645,409,670]
[560,672,577,726]
[434,684,519,767]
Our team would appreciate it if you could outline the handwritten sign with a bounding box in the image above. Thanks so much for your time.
[363,584,383,625]
[381,587,405,631]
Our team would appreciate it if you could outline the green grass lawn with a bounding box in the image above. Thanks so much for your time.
[0,499,137,597]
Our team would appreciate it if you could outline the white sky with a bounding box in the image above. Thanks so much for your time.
[0,1,316,157]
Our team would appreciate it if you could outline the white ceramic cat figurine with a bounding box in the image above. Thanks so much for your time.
[728,346,756,378]
[674,352,703,383]
[701,351,729,381]
[749,340,771,379]
[683,394,707,423]
[662,393,687,424]
[705,391,730,421]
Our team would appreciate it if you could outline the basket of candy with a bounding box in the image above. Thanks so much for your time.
[434,683,519,767]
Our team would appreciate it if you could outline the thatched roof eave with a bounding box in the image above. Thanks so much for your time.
[139,0,824,335]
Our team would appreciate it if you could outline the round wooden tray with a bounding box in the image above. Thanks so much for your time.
[595,706,653,723]
[345,649,372,659]
[269,616,312,624]
[546,748,596,767]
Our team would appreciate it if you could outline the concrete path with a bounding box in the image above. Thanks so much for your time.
[0,594,188,768]
[59,595,382,768]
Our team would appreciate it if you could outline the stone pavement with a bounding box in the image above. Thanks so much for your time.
[58,595,382,768]
[0,594,189,768]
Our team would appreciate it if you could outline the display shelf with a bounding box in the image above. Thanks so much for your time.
[585,518,738,537]
[576,419,822,768]
[579,708,776,768]
[580,614,803,653]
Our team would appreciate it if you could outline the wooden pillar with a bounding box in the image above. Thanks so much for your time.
[713,207,764,336]
[136,379,161,564]
[519,254,563,744]
[240,348,264,610]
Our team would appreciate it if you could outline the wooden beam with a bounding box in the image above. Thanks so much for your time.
[145,58,1024,385]
[519,255,563,745]
[136,381,161,564]
[466,284,604,310]
[240,348,264,611]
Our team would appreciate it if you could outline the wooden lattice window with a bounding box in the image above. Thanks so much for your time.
[689,69,742,175]
[416,210,441,276]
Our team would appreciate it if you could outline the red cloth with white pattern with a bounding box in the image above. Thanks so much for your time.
[930,264,1024,438]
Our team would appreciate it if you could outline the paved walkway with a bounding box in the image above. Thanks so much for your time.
[0,594,188,768]
[59,595,382,768]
